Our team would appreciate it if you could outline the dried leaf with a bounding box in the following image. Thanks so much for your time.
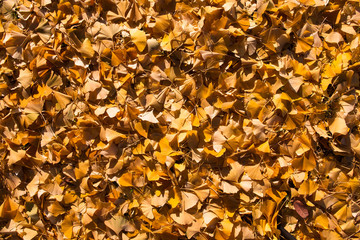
[79,38,95,58]
[130,29,147,52]
[293,200,309,219]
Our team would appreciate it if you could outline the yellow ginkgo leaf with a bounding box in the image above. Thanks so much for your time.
[315,214,329,229]
[170,210,194,225]
[79,38,95,58]
[130,29,147,52]
[154,15,171,34]
[118,172,133,187]
[0,197,19,219]
[160,34,172,51]
[104,215,129,235]
[296,36,313,53]
[298,179,319,196]
[244,164,264,180]
[105,128,126,142]
[220,218,234,237]
[292,154,316,171]
[325,32,344,44]
[138,110,159,124]
[332,201,348,221]
[111,49,126,66]
[247,100,263,117]
[134,121,149,138]
[329,117,349,136]
[18,68,33,88]
[146,168,160,181]
[140,199,154,219]
[159,137,173,155]
[61,214,74,239]
[74,160,89,180]
[257,141,271,153]
[23,228,38,240]
[47,201,65,217]
[213,130,226,153]
[168,189,181,208]
[181,191,199,211]
[53,91,72,110]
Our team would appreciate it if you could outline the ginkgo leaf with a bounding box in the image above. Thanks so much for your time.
[105,128,126,142]
[168,189,181,208]
[296,36,313,53]
[111,49,126,66]
[213,130,226,153]
[238,173,252,192]
[220,218,234,237]
[292,154,316,171]
[221,160,243,182]
[151,190,169,207]
[332,202,348,221]
[84,79,101,93]
[0,197,19,219]
[146,168,160,181]
[24,98,44,114]
[170,210,194,225]
[53,91,72,109]
[47,201,65,217]
[203,211,219,226]
[74,160,89,179]
[118,172,133,187]
[159,137,173,155]
[186,218,203,239]
[18,68,33,88]
[245,164,264,180]
[315,214,329,229]
[321,229,343,240]
[325,32,344,44]
[104,215,130,235]
[181,191,199,210]
[158,33,171,51]
[79,38,95,58]
[288,77,304,92]
[193,185,210,202]
[61,214,74,239]
[220,181,239,194]
[329,117,348,136]
[134,121,149,138]
[106,107,120,118]
[140,199,154,220]
[8,149,26,166]
[23,228,38,240]
[154,15,171,34]
[298,179,319,196]
[257,141,271,153]
[130,29,147,52]
[266,188,287,204]
[138,110,159,124]
[46,72,62,88]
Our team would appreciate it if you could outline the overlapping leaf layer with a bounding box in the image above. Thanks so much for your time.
[0,0,360,239]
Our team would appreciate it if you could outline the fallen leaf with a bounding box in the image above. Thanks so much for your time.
[130,29,147,52]
[293,200,309,219]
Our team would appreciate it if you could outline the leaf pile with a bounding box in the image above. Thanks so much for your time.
[1,0,360,239]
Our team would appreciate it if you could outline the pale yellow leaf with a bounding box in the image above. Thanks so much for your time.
[329,117,349,136]
[138,110,159,124]
[79,38,95,58]
[325,32,344,44]
[181,191,199,210]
